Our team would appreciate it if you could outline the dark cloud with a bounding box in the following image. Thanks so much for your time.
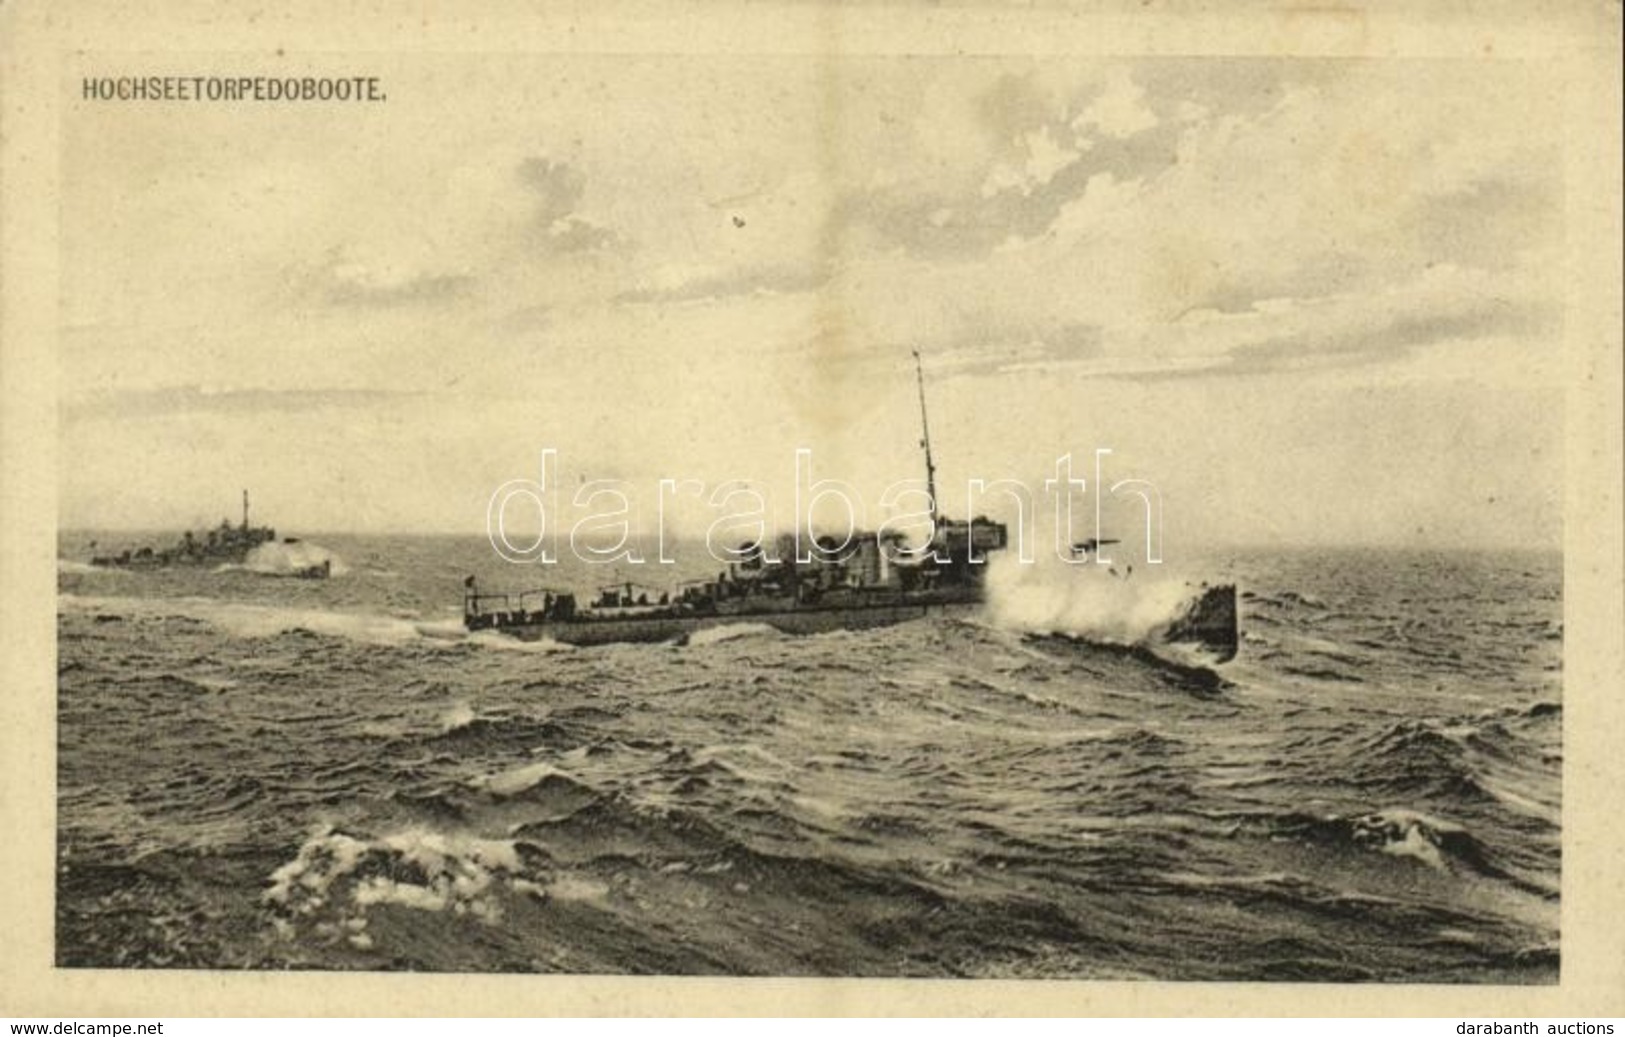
[843,124,1181,258]
[516,156,621,253]
[788,312,1104,382]
[847,76,1185,258]
[1413,164,1561,269]
[1233,299,1557,371]
[847,60,1335,261]
[935,320,1104,378]
[840,186,1009,259]
[975,72,1058,141]
[546,216,619,253]
[1122,297,1558,383]
[1186,252,1376,317]
[516,157,588,223]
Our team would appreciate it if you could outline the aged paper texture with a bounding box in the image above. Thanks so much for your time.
[3,0,1621,1018]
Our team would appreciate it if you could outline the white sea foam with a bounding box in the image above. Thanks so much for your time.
[1354,808,1465,872]
[684,622,779,647]
[264,825,526,929]
[237,540,349,577]
[64,591,577,652]
[414,619,469,641]
[1380,823,1447,870]
[57,559,115,575]
[60,593,457,648]
[439,701,477,734]
[206,603,424,645]
[380,827,523,874]
[543,875,610,902]
[464,630,574,653]
[471,760,578,798]
[263,828,373,908]
[983,553,1200,644]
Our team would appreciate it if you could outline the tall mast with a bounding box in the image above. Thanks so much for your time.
[911,350,938,519]
[242,489,249,530]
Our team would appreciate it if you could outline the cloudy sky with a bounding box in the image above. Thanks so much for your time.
[60,53,1565,550]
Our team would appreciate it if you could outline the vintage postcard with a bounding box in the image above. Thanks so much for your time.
[3,0,1621,1018]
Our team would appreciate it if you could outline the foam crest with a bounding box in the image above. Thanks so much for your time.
[1347,808,1511,881]
[207,602,424,645]
[984,553,1200,643]
[464,630,574,653]
[684,622,779,647]
[63,593,450,647]
[263,825,527,936]
[238,540,348,577]
[471,760,579,798]
[439,702,477,734]
[58,559,116,575]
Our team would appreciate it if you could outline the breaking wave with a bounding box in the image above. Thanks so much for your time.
[58,558,116,575]
[683,622,781,647]
[234,540,348,577]
[982,553,1208,645]
[263,824,539,946]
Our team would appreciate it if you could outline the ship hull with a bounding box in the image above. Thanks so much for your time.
[482,598,982,646]
[1148,584,1239,664]
[476,583,1239,658]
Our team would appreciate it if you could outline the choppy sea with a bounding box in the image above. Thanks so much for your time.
[55,534,1562,980]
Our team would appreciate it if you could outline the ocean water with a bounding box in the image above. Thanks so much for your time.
[55,534,1562,980]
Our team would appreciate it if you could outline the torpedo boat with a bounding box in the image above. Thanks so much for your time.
[463,355,1238,659]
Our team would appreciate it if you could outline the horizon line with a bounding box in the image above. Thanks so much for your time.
[55,525,1564,554]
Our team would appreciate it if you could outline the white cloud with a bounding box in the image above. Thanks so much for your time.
[1071,70,1158,140]
[1047,173,1143,241]
[312,247,474,307]
[980,126,1086,198]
